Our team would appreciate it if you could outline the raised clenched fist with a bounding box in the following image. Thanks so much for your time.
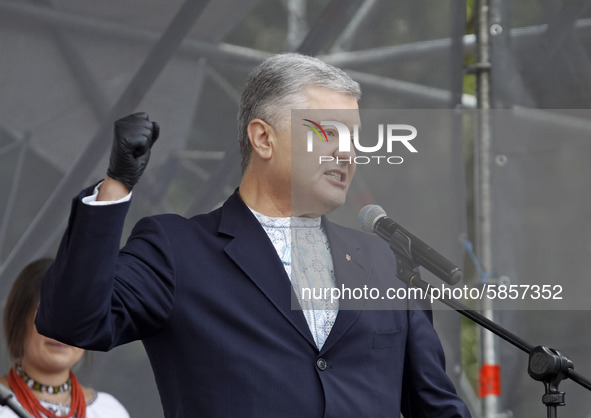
[106,112,159,191]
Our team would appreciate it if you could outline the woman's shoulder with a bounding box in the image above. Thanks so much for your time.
[86,391,130,418]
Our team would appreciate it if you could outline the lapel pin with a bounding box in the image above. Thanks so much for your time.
[345,254,351,261]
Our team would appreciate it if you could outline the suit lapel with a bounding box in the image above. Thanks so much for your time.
[320,218,372,354]
[218,192,373,353]
[219,191,316,349]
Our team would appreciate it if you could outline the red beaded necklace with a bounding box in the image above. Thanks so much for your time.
[8,367,86,418]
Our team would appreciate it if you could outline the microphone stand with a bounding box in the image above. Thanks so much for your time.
[0,384,33,418]
[388,231,591,418]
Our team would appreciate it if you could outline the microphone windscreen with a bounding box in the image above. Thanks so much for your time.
[358,205,387,233]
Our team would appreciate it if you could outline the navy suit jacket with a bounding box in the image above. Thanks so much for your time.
[37,186,470,418]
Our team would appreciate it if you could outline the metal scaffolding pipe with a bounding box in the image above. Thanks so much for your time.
[348,70,476,108]
[330,0,380,53]
[0,0,213,283]
[0,0,270,67]
[296,0,366,54]
[475,0,498,416]
[27,0,110,122]
[286,0,307,51]
[323,18,591,68]
[0,137,28,258]
[3,0,591,71]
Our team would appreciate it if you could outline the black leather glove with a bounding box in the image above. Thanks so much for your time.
[107,112,159,191]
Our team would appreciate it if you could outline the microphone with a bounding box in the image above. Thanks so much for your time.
[359,205,462,285]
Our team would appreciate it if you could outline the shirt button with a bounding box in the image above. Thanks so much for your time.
[316,358,327,371]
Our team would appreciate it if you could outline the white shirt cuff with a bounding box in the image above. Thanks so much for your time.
[82,182,132,206]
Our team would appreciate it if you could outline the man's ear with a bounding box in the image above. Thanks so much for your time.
[247,119,275,160]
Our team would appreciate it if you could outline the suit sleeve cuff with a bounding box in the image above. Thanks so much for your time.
[82,181,132,205]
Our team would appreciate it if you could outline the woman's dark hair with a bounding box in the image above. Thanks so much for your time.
[3,258,54,360]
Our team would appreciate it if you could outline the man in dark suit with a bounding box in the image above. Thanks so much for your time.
[36,53,471,417]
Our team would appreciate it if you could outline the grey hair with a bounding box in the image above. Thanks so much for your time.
[237,53,361,173]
